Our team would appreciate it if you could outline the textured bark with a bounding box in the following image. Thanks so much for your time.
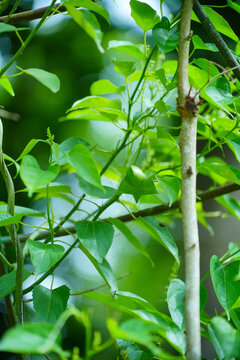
[177,1,201,359]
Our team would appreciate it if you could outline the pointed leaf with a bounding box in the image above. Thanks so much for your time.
[62,0,110,24]
[208,317,240,359]
[152,24,179,54]
[27,239,65,275]
[0,323,60,354]
[20,155,59,197]
[108,40,145,59]
[210,255,240,317]
[90,79,122,95]
[109,217,154,266]
[137,216,179,264]
[192,6,238,41]
[113,60,136,78]
[167,279,185,331]
[0,77,14,96]
[22,68,60,93]
[67,144,103,189]
[130,0,160,31]
[0,269,31,300]
[119,166,157,202]
[156,176,180,206]
[75,220,114,262]
[33,285,70,324]
[78,176,116,199]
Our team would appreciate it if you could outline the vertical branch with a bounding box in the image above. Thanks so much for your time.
[177,1,201,360]
[0,120,23,323]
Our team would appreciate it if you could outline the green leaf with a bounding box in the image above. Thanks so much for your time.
[0,269,31,300]
[156,176,180,206]
[108,40,145,59]
[27,239,65,275]
[205,77,238,106]
[21,68,60,93]
[208,317,240,359]
[16,139,43,161]
[125,344,152,360]
[33,285,70,324]
[20,155,60,197]
[227,0,240,14]
[200,162,240,185]
[70,95,122,112]
[0,203,45,217]
[192,35,218,52]
[130,0,160,31]
[65,5,103,52]
[0,213,23,227]
[67,144,103,189]
[119,166,157,202]
[210,255,240,317]
[228,138,240,163]
[137,217,179,265]
[192,6,238,41]
[97,258,118,292]
[59,137,89,154]
[90,79,122,95]
[113,59,136,78]
[109,218,154,266]
[0,323,60,354]
[75,220,114,262]
[62,0,110,24]
[108,318,184,359]
[152,24,179,54]
[0,77,14,96]
[167,279,185,331]
[216,194,240,221]
[0,23,29,33]
[78,176,116,199]
[60,108,119,122]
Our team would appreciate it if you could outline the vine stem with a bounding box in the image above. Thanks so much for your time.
[0,120,23,323]
[177,1,201,359]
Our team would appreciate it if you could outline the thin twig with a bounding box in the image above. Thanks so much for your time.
[1,182,239,245]
[24,272,131,302]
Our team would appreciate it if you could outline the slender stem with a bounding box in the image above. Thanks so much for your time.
[0,120,23,323]
[4,0,21,23]
[3,182,239,245]
[193,0,240,82]
[0,2,67,24]
[178,1,201,359]
[46,185,54,243]
[0,0,57,78]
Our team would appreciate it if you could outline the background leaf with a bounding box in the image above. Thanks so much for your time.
[21,68,60,93]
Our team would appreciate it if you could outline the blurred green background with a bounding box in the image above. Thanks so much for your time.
[0,1,240,359]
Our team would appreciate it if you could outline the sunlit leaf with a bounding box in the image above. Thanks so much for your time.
[90,79,123,95]
[77,176,116,199]
[119,166,157,202]
[20,155,60,197]
[108,40,145,59]
[21,68,60,93]
[152,23,179,54]
[130,0,160,31]
[62,0,110,24]
[27,239,65,275]
[192,35,218,52]
[67,144,103,189]
[0,77,14,96]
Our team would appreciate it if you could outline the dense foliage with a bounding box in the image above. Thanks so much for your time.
[0,1,240,359]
